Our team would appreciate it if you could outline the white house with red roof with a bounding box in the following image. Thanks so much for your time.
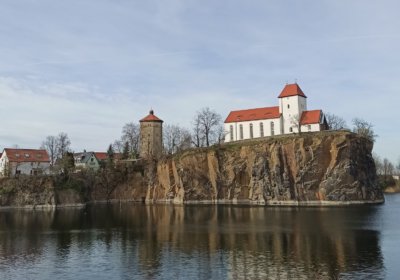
[224,83,327,142]
[0,148,51,177]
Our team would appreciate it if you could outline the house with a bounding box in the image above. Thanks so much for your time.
[73,151,121,171]
[0,148,51,177]
[224,83,328,143]
[74,152,101,171]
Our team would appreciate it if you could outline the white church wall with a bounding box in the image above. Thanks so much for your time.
[224,118,281,142]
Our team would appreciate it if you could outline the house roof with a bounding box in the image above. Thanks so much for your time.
[224,106,280,123]
[278,83,307,98]
[300,110,322,125]
[74,152,97,164]
[94,152,122,161]
[94,152,108,161]
[3,148,50,163]
[140,109,163,122]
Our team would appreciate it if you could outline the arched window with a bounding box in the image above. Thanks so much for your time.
[250,123,254,139]
[229,125,234,141]
[271,122,275,136]
[260,122,264,137]
[239,124,244,140]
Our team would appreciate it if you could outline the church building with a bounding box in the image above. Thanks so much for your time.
[224,83,327,143]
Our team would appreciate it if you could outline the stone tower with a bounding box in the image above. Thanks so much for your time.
[139,109,163,159]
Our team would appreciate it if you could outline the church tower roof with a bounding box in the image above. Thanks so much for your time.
[140,109,163,122]
[278,83,307,98]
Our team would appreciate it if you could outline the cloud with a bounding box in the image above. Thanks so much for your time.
[0,0,399,163]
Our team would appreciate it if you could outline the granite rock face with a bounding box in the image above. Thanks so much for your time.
[147,131,383,205]
[0,131,384,207]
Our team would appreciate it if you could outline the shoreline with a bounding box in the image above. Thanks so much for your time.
[0,197,385,210]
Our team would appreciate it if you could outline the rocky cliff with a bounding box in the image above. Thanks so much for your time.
[148,131,383,205]
[0,131,384,208]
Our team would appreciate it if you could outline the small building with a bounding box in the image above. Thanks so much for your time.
[139,109,163,159]
[74,152,101,171]
[224,83,328,143]
[0,148,51,177]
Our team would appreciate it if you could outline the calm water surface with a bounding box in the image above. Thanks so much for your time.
[1,195,399,280]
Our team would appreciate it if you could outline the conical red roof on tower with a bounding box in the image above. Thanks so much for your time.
[278,83,307,98]
[140,109,163,122]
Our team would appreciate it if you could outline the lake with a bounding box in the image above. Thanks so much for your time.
[1,195,399,280]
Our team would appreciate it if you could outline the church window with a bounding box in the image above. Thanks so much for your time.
[290,127,293,133]
[230,125,234,141]
[239,124,244,140]
[250,123,254,139]
[260,123,264,137]
[271,122,275,136]
[287,104,290,109]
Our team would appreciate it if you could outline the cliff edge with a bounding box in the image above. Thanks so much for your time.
[149,131,383,205]
[0,131,384,207]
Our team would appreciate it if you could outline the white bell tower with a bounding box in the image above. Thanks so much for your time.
[278,83,307,133]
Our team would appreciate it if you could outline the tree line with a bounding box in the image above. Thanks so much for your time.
[41,110,392,179]
[41,111,380,161]
[108,107,224,158]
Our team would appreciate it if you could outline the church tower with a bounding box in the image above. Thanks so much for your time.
[278,83,308,134]
[139,109,163,159]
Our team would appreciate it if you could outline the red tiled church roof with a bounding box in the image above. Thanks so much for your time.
[225,106,280,123]
[300,110,322,125]
[278,83,307,98]
[3,148,50,163]
[140,110,163,122]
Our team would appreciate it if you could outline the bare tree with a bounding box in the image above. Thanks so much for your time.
[325,112,347,130]
[112,139,124,154]
[41,132,71,166]
[216,124,228,144]
[41,135,58,166]
[383,158,394,178]
[352,118,377,142]
[121,122,140,155]
[193,107,222,147]
[57,132,71,157]
[373,153,383,175]
[192,113,204,148]
[290,114,302,134]
[163,124,192,154]
[396,158,400,175]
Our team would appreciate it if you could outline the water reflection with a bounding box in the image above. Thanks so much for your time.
[0,204,384,279]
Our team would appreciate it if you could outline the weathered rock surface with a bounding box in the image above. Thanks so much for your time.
[147,131,383,205]
[0,131,384,207]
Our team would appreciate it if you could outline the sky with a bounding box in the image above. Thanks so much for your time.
[0,0,399,163]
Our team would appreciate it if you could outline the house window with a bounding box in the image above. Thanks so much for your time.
[271,122,275,136]
[308,125,311,131]
[250,124,254,139]
[260,123,264,137]
[16,170,21,175]
[287,104,290,109]
[290,127,293,133]
[230,125,234,141]
[239,124,244,140]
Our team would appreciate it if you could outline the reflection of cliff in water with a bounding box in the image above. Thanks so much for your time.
[0,204,384,279]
